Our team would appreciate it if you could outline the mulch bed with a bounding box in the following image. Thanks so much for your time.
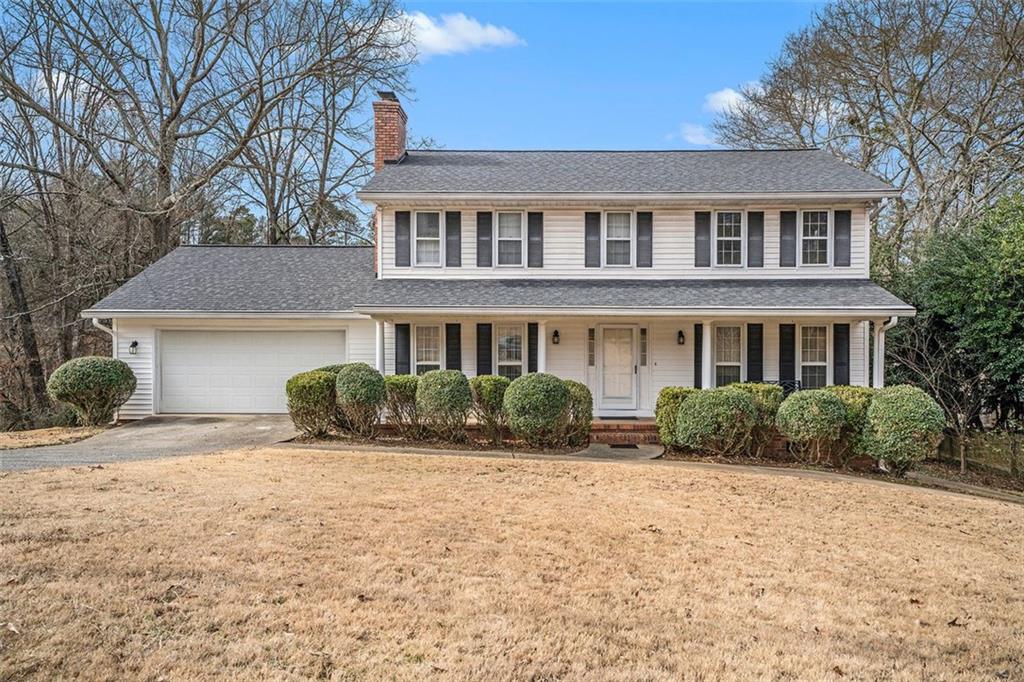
[291,431,582,456]
[917,459,1024,493]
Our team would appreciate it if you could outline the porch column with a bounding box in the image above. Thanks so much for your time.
[537,321,547,373]
[872,316,899,388]
[374,320,385,373]
[701,319,713,389]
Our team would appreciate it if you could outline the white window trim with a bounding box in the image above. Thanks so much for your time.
[602,210,635,268]
[712,323,745,387]
[494,210,526,268]
[798,208,832,268]
[413,210,443,267]
[494,322,526,379]
[413,324,444,375]
[713,209,746,268]
[797,323,831,388]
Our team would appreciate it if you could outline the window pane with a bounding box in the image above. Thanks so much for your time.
[497,212,522,238]
[801,326,827,363]
[498,240,522,265]
[716,239,742,265]
[715,326,741,364]
[498,365,522,380]
[587,328,595,367]
[606,213,631,239]
[716,366,741,387]
[639,328,648,366]
[416,212,440,238]
[802,211,828,237]
[802,238,828,265]
[416,326,440,363]
[497,325,522,362]
[606,240,631,265]
[801,365,826,389]
[416,239,440,264]
[717,212,742,239]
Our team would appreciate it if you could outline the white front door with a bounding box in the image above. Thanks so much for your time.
[600,326,637,410]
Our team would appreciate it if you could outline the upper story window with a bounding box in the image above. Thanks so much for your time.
[497,212,524,266]
[715,211,743,266]
[714,325,742,386]
[496,324,524,379]
[415,212,441,266]
[800,325,828,388]
[801,210,829,265]
[415,325,442,374]
[605,212,632,266]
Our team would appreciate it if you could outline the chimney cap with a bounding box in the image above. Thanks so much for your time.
[376,91,399,102]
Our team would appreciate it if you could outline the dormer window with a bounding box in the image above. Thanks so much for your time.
[715,211,743,266]
[414,211,441,266]
[801,210,829,265]
[604,212,632,266]
[496,212,524,266]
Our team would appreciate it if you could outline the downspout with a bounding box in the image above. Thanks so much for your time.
[874,315,900,473]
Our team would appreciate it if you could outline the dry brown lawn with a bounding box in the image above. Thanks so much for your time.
[1,448,1021,681]
[0,426,104,450]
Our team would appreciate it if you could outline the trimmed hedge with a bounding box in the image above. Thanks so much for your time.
[730,383,784,456]
[563,380,593,447]
[46,356,136,425]
[416,370,472,441]
[469,374,510,445]
[286,370,336,436]
[776,390,847,464]
[385,374,420,438]
[866,384,945,476]
[335,363,385,437]
[314,363,349,376]
[655,387,699,447]
[675,388,756,457]
[823,385,875,466]
[504,373,570,448]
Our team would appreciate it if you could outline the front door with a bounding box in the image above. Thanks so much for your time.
[600,326,637,410]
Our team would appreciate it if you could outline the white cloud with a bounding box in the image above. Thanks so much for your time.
[679,123,715,146]
[703,82,761,114]
[406,12,524,58]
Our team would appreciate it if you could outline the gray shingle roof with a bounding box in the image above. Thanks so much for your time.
[360,149,896,196]
[84,246,913,315]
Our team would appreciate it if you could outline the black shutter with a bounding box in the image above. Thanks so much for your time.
[779,324,796,382]
[395,323,411,374]
[527,323,538,373]
[780,211,797,267]
[695,211,711,267]
[637,211,653,268]
[747,211,764,268]
[445,212,461,267]
[693,323,703,389]
[746,323,764,382]
[445,323,462,370]
[475,323,492,375]
[833,323,850,385]
[527,212,543,267]
[585,212,601,267]
[834,210,851,267]
[476,212,492,267]
[394,211,411,267]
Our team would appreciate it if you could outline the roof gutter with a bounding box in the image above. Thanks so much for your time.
[357,190,902,203]
[80,309,370,320]
[353,305,916,318]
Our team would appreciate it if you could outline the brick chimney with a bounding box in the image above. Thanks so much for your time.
[373,91,407,172]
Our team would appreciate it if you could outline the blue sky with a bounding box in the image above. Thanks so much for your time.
[401,2,823,150]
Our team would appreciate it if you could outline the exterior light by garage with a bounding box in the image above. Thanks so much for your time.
[129,340,139,355]
[677,330,685,345]
[552,330,560,345]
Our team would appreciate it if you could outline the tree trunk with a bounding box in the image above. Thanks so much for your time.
[959,435,967,475]
[0,213,50,415]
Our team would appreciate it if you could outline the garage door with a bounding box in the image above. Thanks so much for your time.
[159,330,347,413]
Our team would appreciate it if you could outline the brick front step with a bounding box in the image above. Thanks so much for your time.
[590,421,660,444]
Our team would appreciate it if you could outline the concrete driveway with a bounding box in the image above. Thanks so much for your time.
[0,415,297,472]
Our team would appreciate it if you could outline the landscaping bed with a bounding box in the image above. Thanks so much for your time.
[291,428,583,456]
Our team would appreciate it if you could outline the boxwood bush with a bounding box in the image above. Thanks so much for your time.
[730,383,784,456]
[385,374,420,438]
[503,373,570,448]
[563,379,593,447]
[416,370,472,441]
[866,384,945,476]
[776,390,847,464]
[285,370,336,436]
[823,385,875,467]
[46,356,136,425]
[314,363,349,376]
[311,363,349,428]
[334,362,385,437]
[675,388,756,457]
[655,387,699,448]
[469,374,510,445]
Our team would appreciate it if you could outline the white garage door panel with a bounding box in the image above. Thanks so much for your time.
[159,330,347,413]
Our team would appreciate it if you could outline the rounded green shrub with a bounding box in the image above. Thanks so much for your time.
[776,390,847,464]
[46,356,136,426]
[730,383,784,456]
[866,384,945,476]
[334,362,385,437]
[655,387,700,448]
[675,388,756,457]
[310,363,350,428]
[285,370,336,436]
[822,385,875,467]
[563,380,593,448]
[469,374,510,445]
[385,374,420,438]
[503,373,570,448]
[416,370,472,441]
[313,363,349,376]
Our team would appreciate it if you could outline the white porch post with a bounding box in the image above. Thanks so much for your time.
[872,316,899,388]
[537,321,547,373]
[701,319,713,389]
[374,320,385,373]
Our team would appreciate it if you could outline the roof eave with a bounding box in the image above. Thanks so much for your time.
[352,304,916,318]
[81,309,366,319]
[357,190,901,203]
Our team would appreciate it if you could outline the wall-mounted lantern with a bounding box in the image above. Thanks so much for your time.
[676,330,686,346]
[551,330,560,345]
[129,340,139,355]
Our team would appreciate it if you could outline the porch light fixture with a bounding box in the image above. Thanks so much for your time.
[129,340,139,355]
[552,330,560,345]
[677,330,685,346]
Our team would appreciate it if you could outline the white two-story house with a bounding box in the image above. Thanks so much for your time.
[84,92,913,419]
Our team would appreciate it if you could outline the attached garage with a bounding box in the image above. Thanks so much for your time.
[158,330,348,414]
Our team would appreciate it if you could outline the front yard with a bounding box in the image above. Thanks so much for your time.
[1,448,1020,679]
